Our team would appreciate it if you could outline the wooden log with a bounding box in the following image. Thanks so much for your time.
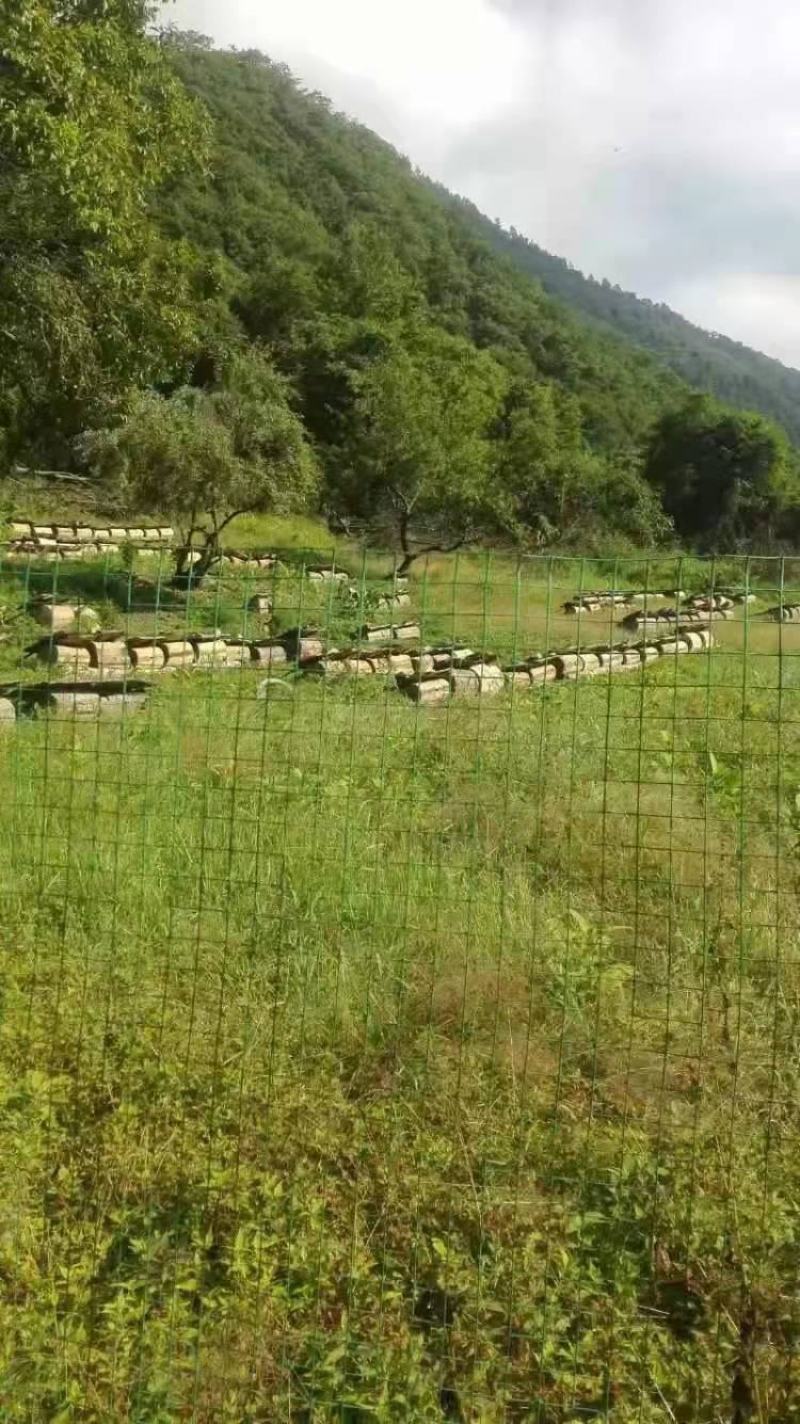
[191,636,230,666]
[429,645,474,669]
[563,599,601,614]
[597,648,626,671]
[126,528,144,541]
[388,652,415,677]
[361,622,422,643]
[590,596,632,609]
[528,661,558,685]
[508,667,534,689]
[32,601,77,632]
[281,631,325,663]
[223,640,257,667]
[250,642,288,667]
[97,691,149,717]
[403,675,451,704]
[0,697,16,726]
[158,639,196,666]
[92,528,111,541]
[46,690,101,718]
[343,657,374,675]
[553,652,600,679]
[365,653,393,674]
[681,629,714,652]
[393,622,421,641]
[450,663,506,698]
[690,593,734,610]
[158,527,174,540]
[32,524,55,537]
[10,521,31,537]
[74,526,95,543]
[413,653,435,675]
[308,567,349,583]
[655,634,690,655]
[91,640,131,675]
[621,609,678,632]
[36,640,95,672]
[127,640,166,671]
[315,656,347,677]
[55,526,75,541]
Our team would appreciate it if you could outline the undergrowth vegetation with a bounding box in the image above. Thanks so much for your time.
[1,551,800,1418]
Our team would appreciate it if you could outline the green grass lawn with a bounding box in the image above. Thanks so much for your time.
[2,549,800,1420]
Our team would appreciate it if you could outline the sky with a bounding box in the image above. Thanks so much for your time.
[170,0,800,369]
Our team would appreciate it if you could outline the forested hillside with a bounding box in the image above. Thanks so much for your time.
[3,5,800,558]
[448,197,800,445]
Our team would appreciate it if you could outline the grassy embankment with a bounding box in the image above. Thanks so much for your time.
[1,529,800,1419]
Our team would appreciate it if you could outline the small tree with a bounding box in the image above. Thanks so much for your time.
[79,352,318,581]
[339,332,508,573]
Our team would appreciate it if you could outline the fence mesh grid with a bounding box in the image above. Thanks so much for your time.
[1,541,800,1421]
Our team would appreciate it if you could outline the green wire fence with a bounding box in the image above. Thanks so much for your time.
[1,540,799,1421]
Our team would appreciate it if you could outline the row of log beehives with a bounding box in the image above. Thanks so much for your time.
[22,624,715,709]
[5,524,364,581]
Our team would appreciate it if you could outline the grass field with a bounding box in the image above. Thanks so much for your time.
[2,543,800,1420]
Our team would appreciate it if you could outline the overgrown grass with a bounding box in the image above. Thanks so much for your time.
[1,554,800,1419]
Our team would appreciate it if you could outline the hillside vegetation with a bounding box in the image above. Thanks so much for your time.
[453,197,800,445]
[4,6,800,571]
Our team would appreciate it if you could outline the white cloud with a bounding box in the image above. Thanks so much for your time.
[166,0,800,367]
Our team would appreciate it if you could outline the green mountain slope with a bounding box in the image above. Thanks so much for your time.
[161,39,685,459]
[7,11,793,554]
[440,193,800,444]
[152,40,798,552]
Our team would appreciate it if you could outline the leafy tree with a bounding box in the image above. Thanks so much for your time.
[0,0,209,464]
[644,395,799,548]
[493,380,668,548]
[78,351,318,580]
[335,330,509,571]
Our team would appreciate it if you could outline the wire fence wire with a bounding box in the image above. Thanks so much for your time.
[2,542,800,1422]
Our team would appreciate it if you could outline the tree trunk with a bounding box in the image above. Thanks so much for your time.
[171,531,222,589]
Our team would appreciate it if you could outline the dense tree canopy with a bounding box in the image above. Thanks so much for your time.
[644,396,797,549]
[0,0,210,464]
